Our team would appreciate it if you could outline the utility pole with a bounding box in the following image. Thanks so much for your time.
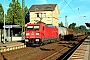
[22,0,25,40]
[65,15,68,28]
[3,0,6,44]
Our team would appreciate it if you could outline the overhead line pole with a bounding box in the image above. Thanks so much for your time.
[22,0,25,40]
[65,15,68,28]
[3,0,6,44]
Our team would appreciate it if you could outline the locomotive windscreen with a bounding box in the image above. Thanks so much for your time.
[34,26,39,30]
[27,26,40,30]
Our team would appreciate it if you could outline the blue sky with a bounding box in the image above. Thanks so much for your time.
[0,0,90,28]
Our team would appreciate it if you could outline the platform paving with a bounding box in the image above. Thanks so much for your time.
[68,36,90,60]
[0,41,26,52]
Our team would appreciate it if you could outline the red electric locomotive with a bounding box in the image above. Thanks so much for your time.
[25,23,58,45]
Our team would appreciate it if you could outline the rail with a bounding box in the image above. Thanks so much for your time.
[58,38,85,60]
[43,44,72,60]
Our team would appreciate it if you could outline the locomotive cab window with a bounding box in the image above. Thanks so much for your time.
[27,26,33,30]
[34,26,39,30]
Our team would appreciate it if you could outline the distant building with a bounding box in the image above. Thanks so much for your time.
[28,4,60,26]
[85,22,90,27]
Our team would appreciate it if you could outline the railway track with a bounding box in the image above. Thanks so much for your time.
[68,36,90,60]
[0,35,87,60]
[58,38,85,60]
[43,36,87,60]
[43,44,72,60]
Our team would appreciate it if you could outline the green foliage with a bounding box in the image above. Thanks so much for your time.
[58,21,64,27]
[6,0,22,26]
[68,23,76,30]
[68,23,87,32]
[6,0,29,26]
[24,6,28,16]
[24,6,29,24]
[78,25,86,32]
[0,4,4,23]
[75,27,80,31]
[60,21,64,26]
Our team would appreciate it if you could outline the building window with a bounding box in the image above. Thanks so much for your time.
[47,20,51,22]
[44,13,46,17]
[36,13,39,17]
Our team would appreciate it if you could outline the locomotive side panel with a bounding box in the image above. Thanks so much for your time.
[42,25,58,43]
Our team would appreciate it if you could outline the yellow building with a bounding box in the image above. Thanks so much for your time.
[29,4,60,26]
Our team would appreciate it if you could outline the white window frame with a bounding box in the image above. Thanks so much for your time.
[44,13,46,17]
[36,13,39,17]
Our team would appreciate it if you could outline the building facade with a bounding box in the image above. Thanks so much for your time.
[29,4,60,26]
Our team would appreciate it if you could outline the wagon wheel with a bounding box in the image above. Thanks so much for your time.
[39,42,44,46]
[59,34,61,41]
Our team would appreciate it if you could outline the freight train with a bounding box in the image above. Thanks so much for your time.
[25,22,85,45]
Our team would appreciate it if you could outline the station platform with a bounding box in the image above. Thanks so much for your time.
[0,41,26,52]
[68,35,90,60]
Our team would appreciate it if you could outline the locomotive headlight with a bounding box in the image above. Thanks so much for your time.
[25,39,28,42]
[35,39,39,41]
[26,37,29,38]
[26,33,29,35]
[36,33,39,35]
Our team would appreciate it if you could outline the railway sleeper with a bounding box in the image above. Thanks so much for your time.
[40,47,55,51]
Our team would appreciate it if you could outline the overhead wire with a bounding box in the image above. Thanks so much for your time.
[64,0,81,19]
[72,0,81,17]
[72,0,80,15]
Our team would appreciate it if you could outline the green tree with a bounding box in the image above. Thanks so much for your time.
[58,21,64,27]
[0,4,4,24]
[75,27,80,31]
[60,21,64,27]
[6,0,22,26]
[24,6,30,24]
[24,6,28,16]
[68,23,76,30]
[79,25,86,32]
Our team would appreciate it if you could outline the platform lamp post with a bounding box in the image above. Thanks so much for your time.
[3,0,6,44]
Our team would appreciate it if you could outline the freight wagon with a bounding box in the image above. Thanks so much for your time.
[25,23,58,45]
[57,27,67,40]
[57,27,77,40]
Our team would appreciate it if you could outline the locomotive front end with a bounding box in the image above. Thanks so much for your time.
[25,25,41,44]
